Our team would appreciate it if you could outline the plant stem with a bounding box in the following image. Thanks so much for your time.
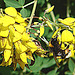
[22,1,35,8]
[67,0,70,17]
[27,0,37,32]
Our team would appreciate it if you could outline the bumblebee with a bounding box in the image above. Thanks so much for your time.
[49,36,70,67]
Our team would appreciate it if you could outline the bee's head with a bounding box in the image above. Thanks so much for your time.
[51,36,58,44]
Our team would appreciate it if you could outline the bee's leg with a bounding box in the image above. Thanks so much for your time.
[53,52,60,68]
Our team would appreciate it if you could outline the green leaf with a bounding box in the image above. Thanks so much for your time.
[38,0,45,7]
[4,0,22,8]
[41,58,56,68]
[47,70,57,75]
[65,72,73,75]
[29,56,43,72]
[20,8,27,18]
[68,58,74,72]
[18,0,25,6]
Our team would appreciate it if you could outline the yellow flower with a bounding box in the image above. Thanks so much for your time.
[61,30,74,42]
[39,25,44,37]
[45,5,54,13]
[46,21,53,30]
[4,49,11,62]
[58,17,75,26]
[66,44,74,58]
[0,7,47,70]
[14,24,24,33]
[20,52,28,64]
[5,7,17,17]
[26,41,37,49]
[52,27,61,38]
[0,27,9,37]
[73,27,75,36]
[15,14,24,23]
[21,32,31,41]
[2,15,15,27]
[15,41,27,54]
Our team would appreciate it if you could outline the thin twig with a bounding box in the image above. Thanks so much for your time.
[27,0,37,32]
[67,0,70,17]
[22,1,35,8]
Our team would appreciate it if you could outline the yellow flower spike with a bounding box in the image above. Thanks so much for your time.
[15,14,24,23]
[26,41,37,49]
[73,27,75,36]
[46,21,53,30]
[5,39,12,49]
[17,60,25,69]
[45,5,54,13]
[52,27,61,38]
[5,7,17,17]
[39,25,44,37]
[3,15,15,27]
[4,49,11,62]
[20,52,28,64]
[13,31,22,42]
[21,32,30,41]
[61,30,74,42]
[14,24,24,33]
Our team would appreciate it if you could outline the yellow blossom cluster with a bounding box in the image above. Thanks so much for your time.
[0,7,46,70]
[51,22,75,59]
[58,18,75,58]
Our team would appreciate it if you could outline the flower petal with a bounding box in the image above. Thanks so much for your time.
[61,30,74,42]
[3,15,15,27]
[4,49,11,62]
[45,6,54,13]
[14,24,24,33]
[20,53,27,64]
[22,32,30,41]
[39,25,44,37]
[5,7,17,17]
